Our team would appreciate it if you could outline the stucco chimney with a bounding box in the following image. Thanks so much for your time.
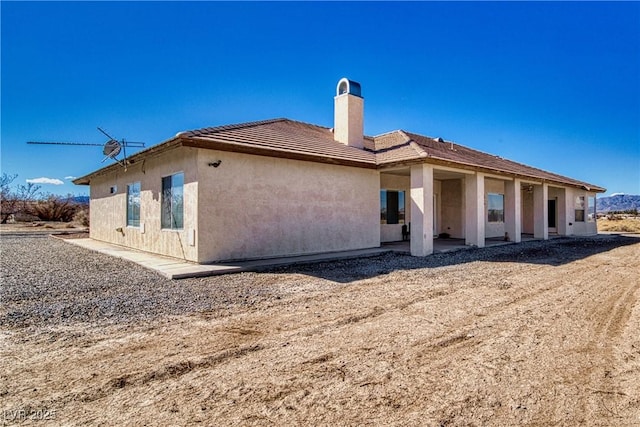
[334,78,364,149]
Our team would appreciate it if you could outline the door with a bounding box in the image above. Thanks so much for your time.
[548,199,557,233]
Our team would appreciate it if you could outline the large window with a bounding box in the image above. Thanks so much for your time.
[161,172,184,230]
[575,196,585,222]
[588,196,596,222]
[487,193,504,223]
[380,190,405,224]
[126,182,141,227]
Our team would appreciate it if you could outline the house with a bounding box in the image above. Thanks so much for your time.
[74,78,605,263]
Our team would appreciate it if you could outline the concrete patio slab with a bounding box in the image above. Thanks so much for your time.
[62,237,394,279]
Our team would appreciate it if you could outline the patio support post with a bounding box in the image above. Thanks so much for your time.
[465,172,485,247]
[505,178,522,243]
[410,163,434,256]
[533,183,549,239]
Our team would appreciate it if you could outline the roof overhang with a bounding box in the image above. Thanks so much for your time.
[73,137,182,185]
[377,157,606,193]
[72,134,378,186]
[182,136,377,170]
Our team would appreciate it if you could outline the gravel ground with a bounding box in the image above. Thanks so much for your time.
[1,233,637,329]
[0,235,281,328]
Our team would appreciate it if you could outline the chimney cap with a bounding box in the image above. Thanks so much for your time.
[336,78,362,98]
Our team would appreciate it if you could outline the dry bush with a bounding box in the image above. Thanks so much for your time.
[598,217,640,233]
[1,173,41,223]
[30,195,79,222]
[73,206,90,227]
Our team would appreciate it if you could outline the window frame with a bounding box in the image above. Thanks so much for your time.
[380,189,405,225]
[487,193,505,223]
[574,196,586,222]
[587,196,596,222]
[161,172,184,230]
[126,181,141,227]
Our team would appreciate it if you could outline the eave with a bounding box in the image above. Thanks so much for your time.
[72,138,183,185]
[181,136,378,170]
[377,156,606,193]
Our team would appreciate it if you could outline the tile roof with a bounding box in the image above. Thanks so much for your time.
[74,117,605,191]
[180,118,376,166]
[382,131,604,190]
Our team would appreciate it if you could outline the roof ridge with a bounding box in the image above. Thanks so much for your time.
[280,118,331,131]
[178,118,287,137]
[394,130,429,159]
[405,129,510,161]
[373,129,405,139]
[286,118,380,140]
[396,130,413,142]
[181,117,385,142]
[403,130,450,144]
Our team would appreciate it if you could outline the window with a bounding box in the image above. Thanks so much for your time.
[575,196,585,222]
[487,193,504,222]
[588,196,596,222]
[110,185,117,194]
[380,190,405,224]
[161,172,184,229]
[126,182,141,227]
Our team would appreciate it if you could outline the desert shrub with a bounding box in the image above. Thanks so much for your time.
[1,173,41,223]
[30,195,79,222]
[73,206,90,227]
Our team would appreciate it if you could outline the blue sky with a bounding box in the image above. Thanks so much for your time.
[2,1,639,197]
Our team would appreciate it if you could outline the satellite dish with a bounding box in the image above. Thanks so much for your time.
[27,127,144,170]
[102,139,122,159]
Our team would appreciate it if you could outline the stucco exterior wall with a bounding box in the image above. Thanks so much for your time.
[89,147,199,261]
[485,178,506,238]
[564,188,598,236]
[439,179,464,238]
[521,189,535,234]
[86,144,599,263]
[196,150,380,262]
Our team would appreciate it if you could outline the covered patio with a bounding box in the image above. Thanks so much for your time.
[380,164,556,256]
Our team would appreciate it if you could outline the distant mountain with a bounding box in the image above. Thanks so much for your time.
[597,194,640,213]
[71,195,90,204]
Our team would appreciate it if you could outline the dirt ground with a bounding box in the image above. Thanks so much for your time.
[1,235,639,426]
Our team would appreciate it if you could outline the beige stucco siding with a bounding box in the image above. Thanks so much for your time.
[440,179,464,239]
[520,185,596,236]
[522,189,534,234]
[85,143,599,263]
[89,147,199,261]
[564,188,598,236]
[197,150,380,262]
